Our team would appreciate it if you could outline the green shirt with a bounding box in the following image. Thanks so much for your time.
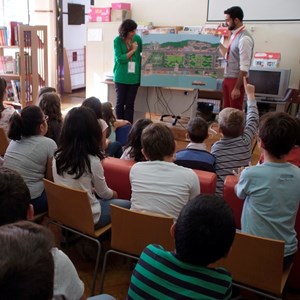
[128,244,232,299]
[113,34,142,85]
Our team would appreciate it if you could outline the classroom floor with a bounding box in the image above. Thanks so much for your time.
[57,89,300,299]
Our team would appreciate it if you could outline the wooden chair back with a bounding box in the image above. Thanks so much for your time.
[110,205,175,256]
[0,127,9,156]
[211,231,289,297]
[43,179,96,236]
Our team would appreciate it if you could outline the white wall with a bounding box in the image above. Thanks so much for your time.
[95,0,300,88]
[29,0,57,87]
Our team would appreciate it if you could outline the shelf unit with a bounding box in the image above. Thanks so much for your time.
[0,25,48,107]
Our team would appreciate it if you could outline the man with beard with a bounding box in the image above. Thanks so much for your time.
[220,6,254,110]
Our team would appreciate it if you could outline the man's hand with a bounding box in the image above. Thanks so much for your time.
[231,88,241,100]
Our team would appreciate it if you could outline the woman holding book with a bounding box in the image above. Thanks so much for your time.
[113,19,142,124]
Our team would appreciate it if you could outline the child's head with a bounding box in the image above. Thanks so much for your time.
[125,118,153,161]
[8,106,47,140]
[259,112,298,159]
[0,221,54,300]
[102,101,115,124]
[218,107,245,138]
[39,92,62,122]
[174,194,236,266]
[187,117,208,143]
[82,97,103,119]
[0,167,31,226]
[38,86,56,99]
[141,123,175,161]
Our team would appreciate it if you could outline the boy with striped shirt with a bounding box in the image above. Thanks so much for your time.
[128,194,236,299]
[211,77,259,197]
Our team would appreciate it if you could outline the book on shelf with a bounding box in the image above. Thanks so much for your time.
[9,21,22,46]
[0,56,15,74]
[0,26,8,46]
[10,79,20,102]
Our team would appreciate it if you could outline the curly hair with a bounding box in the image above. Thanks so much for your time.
[124,118,153,162]
[118,19,138,40]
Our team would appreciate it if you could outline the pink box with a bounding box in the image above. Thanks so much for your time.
[88,7,111,22]
[112,3,131,10]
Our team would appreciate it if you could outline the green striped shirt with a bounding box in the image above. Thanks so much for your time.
[128,244,232,299]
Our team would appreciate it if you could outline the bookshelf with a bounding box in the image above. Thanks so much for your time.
[0,24,48,107]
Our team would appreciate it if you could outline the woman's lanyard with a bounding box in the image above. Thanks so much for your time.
[126,41,133,61]
[225,26,245,61]
[126,40,136,73]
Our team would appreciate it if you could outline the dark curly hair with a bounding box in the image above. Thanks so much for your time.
[124,118,153,162]
[118,19,138,40]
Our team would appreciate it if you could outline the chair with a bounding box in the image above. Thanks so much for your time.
[115,124,131,146]
[43,179,112,296]
[223,175,243,229]
[0,127,9,156]
[99,204,175,293]
[211,231,293,300]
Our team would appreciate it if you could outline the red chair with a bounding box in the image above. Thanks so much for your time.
[223,175,300,290]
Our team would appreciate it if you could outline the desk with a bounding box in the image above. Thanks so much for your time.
[103,80,224,122]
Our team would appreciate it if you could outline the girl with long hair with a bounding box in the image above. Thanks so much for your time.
[53,106,130,228]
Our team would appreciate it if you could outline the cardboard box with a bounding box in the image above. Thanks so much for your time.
[112,2,131,10]
[88,7,111,22]
[111,9,131,22]
[252,52,281,68]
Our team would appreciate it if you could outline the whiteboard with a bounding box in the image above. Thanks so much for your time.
[207,0,300,22]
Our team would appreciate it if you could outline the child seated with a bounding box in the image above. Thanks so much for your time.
[128,194,236,299]
[235,112,300,268]
[130,123,200,220]
[175,116,216,172]
[211,77,259,196]
[102,101,131,156]
[39,92,63,144]
[259,117,300,168]
[121,118,153,161]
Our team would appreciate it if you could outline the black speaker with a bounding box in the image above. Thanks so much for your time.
[91,0,94,5]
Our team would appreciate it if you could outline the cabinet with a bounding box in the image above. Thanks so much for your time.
[0,25,48,107]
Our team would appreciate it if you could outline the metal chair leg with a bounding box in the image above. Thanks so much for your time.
[90,239,101,296]
[99,249,112,294]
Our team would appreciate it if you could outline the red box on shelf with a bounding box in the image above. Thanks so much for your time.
[112,3,131,10]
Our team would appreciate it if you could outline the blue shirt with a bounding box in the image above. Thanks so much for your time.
[237,162,300,256]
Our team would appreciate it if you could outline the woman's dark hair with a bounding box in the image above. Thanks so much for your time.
[102,102,116,138]
[0,78,7,118]
[124,118,153,162]
[118,19,138,40]
[8,106,44,140]
[55,106,104,179]
[82,97,103,119]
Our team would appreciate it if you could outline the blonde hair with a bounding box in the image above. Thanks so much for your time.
[218,108,245,138]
